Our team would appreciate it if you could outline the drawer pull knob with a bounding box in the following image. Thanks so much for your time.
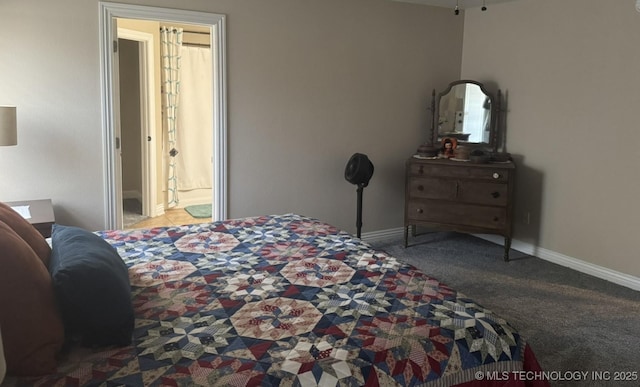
[493,216,500,221]
[418,166,424,174]
[491,191,500,198]
[416,208,424,214]
[417,185,424,191]
[492,173,501,179]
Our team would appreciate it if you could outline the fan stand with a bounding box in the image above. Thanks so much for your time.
[355,183,364,238]
[344,152,374,239]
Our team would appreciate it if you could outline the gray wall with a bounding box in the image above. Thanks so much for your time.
[462,0,640,277]
[0,0,463,233]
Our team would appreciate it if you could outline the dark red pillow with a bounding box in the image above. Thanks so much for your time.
[0,202,51,267]
[0,221,64,376]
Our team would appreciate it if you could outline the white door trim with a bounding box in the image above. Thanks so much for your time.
[99,2,227,229]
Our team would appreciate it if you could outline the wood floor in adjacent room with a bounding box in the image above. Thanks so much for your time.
[126,208,212,230]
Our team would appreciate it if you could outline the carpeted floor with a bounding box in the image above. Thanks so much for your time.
[371,232,640,387]
[123,198,149,228]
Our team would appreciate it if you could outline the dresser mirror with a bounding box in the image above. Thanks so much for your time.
[433,80,500,152]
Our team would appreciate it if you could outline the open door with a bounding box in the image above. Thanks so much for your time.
[112,17,125,230]
[117,27,158,222]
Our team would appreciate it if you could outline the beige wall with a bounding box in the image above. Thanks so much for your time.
[462,0,640,277]
[0,0,463,233]
[2,0,636,279]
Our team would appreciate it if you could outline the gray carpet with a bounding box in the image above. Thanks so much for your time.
[123,198,148,228]
[371,232,640,387]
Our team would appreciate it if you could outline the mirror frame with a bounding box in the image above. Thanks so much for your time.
[431,80,500,152]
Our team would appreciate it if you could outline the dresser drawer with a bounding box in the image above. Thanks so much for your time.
[407,177,457,200]
[458,181,509,206]
[407,200,507,231]
[408,177,509,206]
[408,162,511,182]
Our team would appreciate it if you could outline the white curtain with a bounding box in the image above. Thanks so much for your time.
[160,26,183,208]
[175,46,213,191]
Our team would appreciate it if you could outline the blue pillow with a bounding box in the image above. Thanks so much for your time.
[49,225,134,347]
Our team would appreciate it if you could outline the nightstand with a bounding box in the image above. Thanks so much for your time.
[6,199,55,238]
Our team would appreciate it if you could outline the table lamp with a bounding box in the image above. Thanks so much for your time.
[0,106,17,146]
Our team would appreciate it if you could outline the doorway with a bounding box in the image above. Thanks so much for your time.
[99,2,227,230]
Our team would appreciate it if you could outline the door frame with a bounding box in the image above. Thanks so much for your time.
[99,1,227,229]
[117,28,157,218]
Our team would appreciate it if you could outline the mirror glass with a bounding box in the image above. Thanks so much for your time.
[436,81,493,145]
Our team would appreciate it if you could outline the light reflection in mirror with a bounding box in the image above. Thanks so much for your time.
[437,83,491,144]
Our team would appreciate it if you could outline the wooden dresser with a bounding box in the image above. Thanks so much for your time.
[404,157,515,260]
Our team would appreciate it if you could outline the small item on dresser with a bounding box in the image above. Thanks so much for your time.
[440,137,458,158]
[416,143,439,157]
[469,149,490,164]
[453,146,470,161]
[491,152,512,162]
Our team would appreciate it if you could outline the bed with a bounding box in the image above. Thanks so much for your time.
[3,213,547,386]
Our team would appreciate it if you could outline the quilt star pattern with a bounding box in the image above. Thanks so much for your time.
[10,214,529,387]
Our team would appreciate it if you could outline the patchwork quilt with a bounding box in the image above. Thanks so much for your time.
[9,214,542,386]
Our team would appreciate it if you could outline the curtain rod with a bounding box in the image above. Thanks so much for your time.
[183,42,211,48]
[160,27,210,35]
[183,30,210,35]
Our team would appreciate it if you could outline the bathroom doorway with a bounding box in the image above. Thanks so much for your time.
[99,2,227,230]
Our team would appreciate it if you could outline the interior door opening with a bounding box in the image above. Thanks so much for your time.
[99,2,227,230]
[118,21,215,229]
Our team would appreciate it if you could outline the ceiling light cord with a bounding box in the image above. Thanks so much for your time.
[482,0,487,11]
[454,0,459,15]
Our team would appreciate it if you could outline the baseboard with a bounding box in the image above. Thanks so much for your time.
[123,190,142,201]
[176,197,211,208]
[475,234,640,292]
[360,227,405,244]
[361,227,640,291]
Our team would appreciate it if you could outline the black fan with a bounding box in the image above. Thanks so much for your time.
[344,153,374,238]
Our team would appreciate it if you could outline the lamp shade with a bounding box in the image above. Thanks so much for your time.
[0,106,17,146]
